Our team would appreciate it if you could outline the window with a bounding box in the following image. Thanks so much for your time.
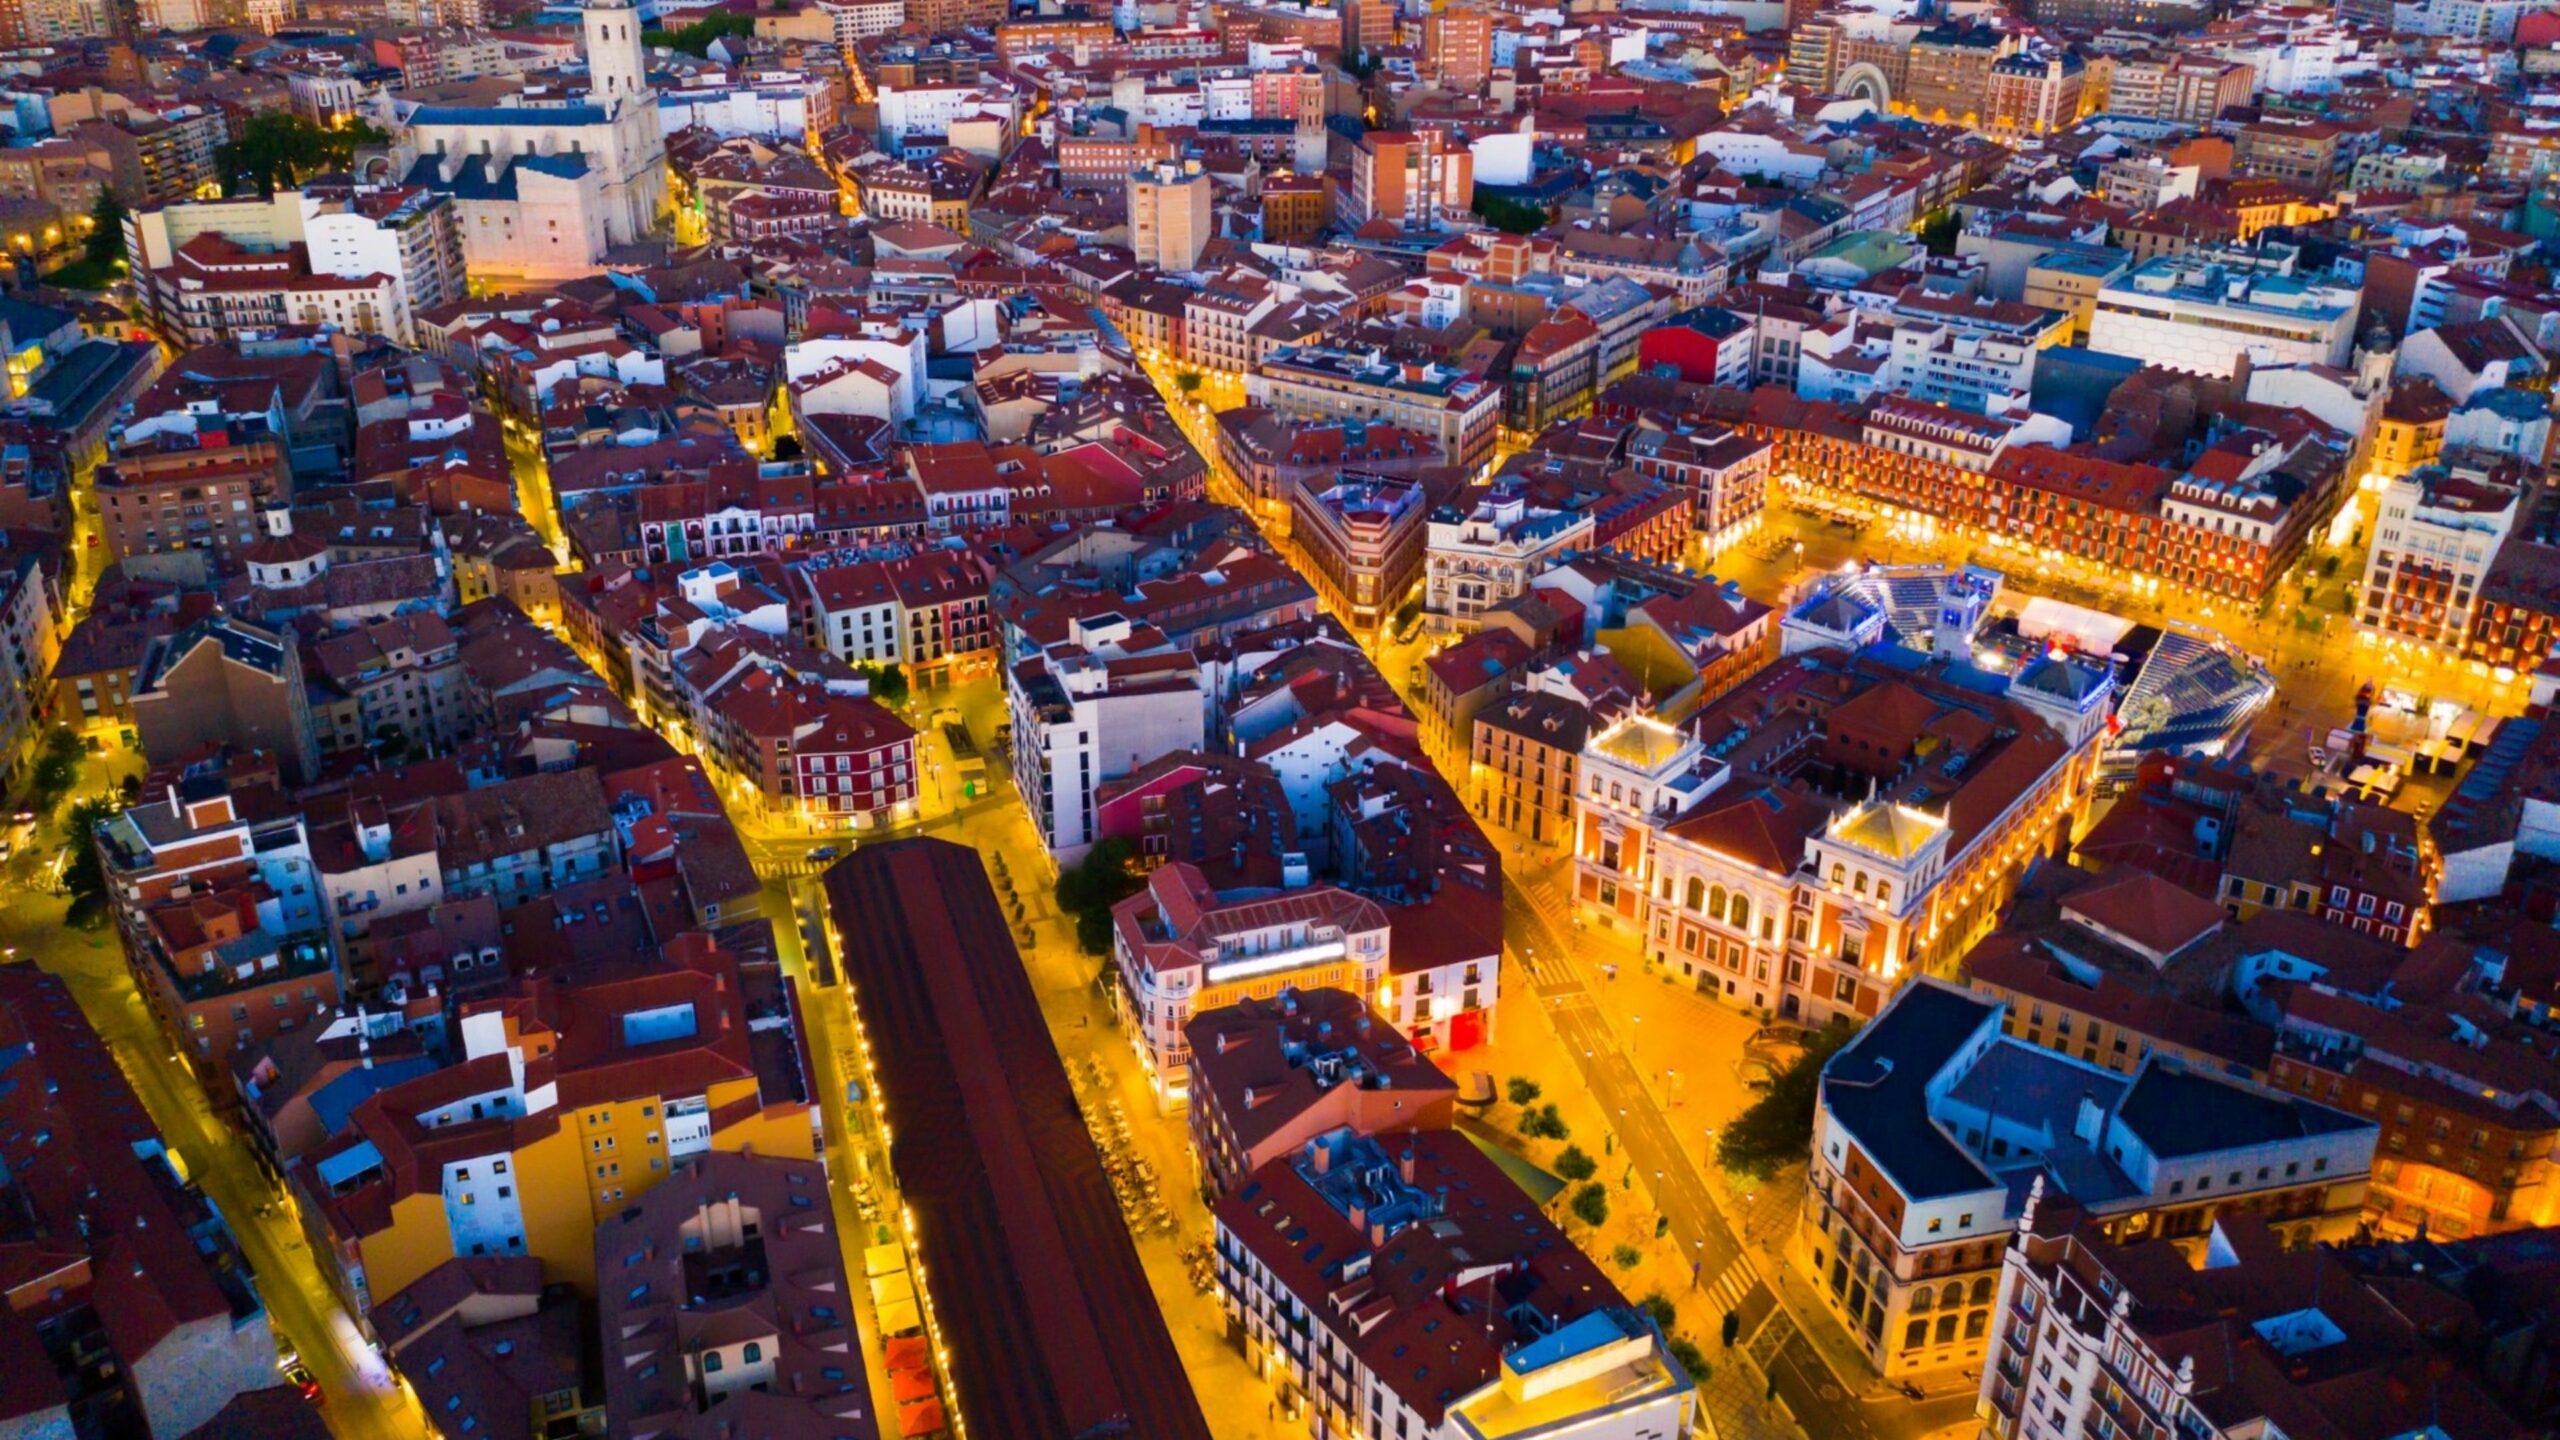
[704,1353,723,1374]
[743,1342,761,1364]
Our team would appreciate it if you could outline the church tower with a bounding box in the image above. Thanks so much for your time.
[582,0,648,108]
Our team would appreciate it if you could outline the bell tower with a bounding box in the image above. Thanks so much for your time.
[581,0,648,108]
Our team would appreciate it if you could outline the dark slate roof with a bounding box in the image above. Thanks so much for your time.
[409,103,607,127]
[2111,1061,2370,1160]
[1821,980,2003,1201]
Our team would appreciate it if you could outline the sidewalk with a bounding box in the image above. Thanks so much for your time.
[1508,856,1897,1408]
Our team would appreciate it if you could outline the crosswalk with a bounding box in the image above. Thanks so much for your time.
[1703,1254,1762,1315]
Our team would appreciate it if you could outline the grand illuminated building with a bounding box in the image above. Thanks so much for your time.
[1572,614,2112,1025]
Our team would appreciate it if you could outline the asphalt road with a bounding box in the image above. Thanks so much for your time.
[1501,871,1974,1440]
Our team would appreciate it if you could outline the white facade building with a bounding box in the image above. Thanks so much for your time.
[2088,257,2360,377]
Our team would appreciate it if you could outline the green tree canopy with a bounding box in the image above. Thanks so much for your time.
[216,113,391,197]
[85,187,126,268]
[1057,837,1145,955]
[644,11,756,56]
[1714,1019,1857,1179]
[1471,192,1549,235]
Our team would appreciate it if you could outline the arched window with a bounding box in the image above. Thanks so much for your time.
[1909,1284,1935,1313]
[743,1342,762,1364]
[1730,895,1752,931]
[1971,1276,1995,1306]
[1965,1310,1989,1340]
[1687,877,1706,912]
[704,1353,724,1374]
[1936,1314,1959,1345]
[1708,885,1728,922]
[1905,1319,1928,1350]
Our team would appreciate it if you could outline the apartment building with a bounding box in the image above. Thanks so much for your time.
[1129,157,1213,271]
[1623,424,1774,558]
[1112,863,1391,1109]
[1977,1211,2520,1440]
[130,614,324,784]
[1291,472,1429,631]
[592,1151,876,1433]
[1346,128,1471,229]
[291,931,817,1322]
[1182,986,1457,1196]
[1248,346,1501,473]
[1215,1127,1694,1439]
[1471,689,1589,847]
[95,433,293,569]
[2357,454,2528,651]
[1802,980,2376,1379]
[1423,485,1592,632]
[1009,615,1211,858]
[0,968,281,1440]
[2249,928,2560,1239]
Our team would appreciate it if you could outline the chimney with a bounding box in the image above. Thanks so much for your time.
[1399,1144,1418,1183]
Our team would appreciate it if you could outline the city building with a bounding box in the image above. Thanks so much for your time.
[0,968,280,1440]
[1248,346,1501,474]
[1008,615,1210,858]
[2357,454,2528,652]
[1576,639,2111,1025]
[2251,926,2560,1239]
[1291,472,1428,631]
[1129,158,1213,272]
[2088,256,2362,377]
[289,928,817,1322]
[1215,1127,1695,1437]
[823,840,1215,1440]
[1182,985,1457,1196]
[130,614,324,784]
[1112,861,1392,1108]
[1346,129,1472,230]
[592,1151,878,1436]
[1424,484,1592,632]
[1978,1210,2526,1440]
[1802,979,2376,1379]
[1471,690,1590,848]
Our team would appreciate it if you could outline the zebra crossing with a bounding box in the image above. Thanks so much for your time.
[1702,1254,1762,1315]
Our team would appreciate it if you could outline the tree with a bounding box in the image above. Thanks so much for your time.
[1715,1018,1856,1179]
[1611,1244,1643,1269]
[643,11,756,56]
[1505,1076,1543,1107]
[62,794,116,920]
[1471,192,1549,236]
[1569,1181,1610,1227]
[216,113,390,197]
[23,726,81,815]
[1521,1103,1568,1141]
[856,662,909,707]
[85,187,125,269]
[1916,207,1960,258]
[1175,370,1203,395]
[1721,1310,1742,1348]
[1667,1337,1710,1384]
[1637,1293,1677,1331]
[1056,837,1145,955]
[1553,1144,1597,1182]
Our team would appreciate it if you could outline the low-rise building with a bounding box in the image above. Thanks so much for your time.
[1803,979,2376,1380]
[1215,1127,1694,1438]
[1470,689,1589,848]
[1111,862,1391,1109]
[2089,256,2362,377]
[1249,346,1502,475]
[1182,986,1456,1196]
[1424,485,1591,632]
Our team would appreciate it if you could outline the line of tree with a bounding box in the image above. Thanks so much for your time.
[216,113,390,197]
[642,11,756,56]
